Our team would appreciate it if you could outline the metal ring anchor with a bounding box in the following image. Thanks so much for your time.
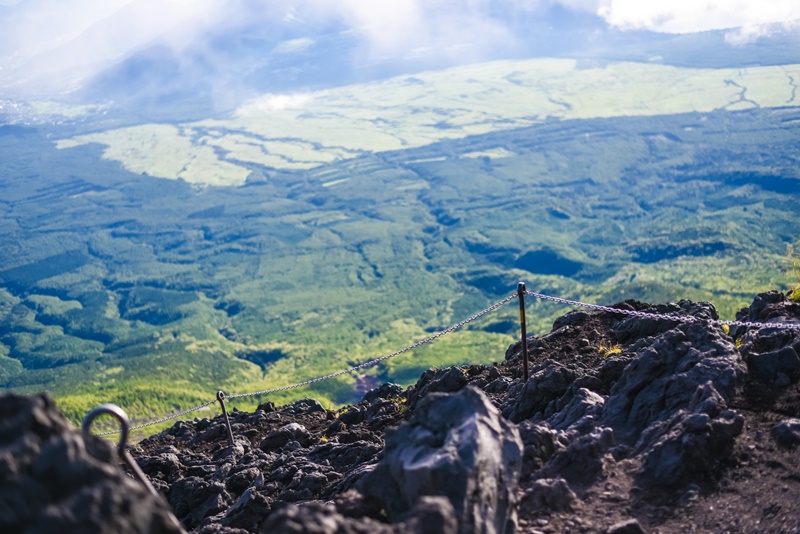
[82,403,159,498]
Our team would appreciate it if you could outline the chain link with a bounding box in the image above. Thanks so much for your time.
[713,318,799,330]
[526,291,800,330]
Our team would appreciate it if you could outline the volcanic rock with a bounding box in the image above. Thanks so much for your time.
[519,478,576,513]
[771,419,800,448]
[261,496,458,534]
[0,393,183,534]
[359,385,523,534]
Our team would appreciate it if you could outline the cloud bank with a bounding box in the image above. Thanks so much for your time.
[1,0,797,101]
[596,0,800,34]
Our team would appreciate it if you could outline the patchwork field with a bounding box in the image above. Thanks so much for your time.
[55,59,800,186]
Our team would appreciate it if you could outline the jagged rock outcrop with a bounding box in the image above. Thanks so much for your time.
[0,394,183,534]
[603,321,744,438]
[735,291,800,385]
[602,321,746,488]
[359,386,523,534]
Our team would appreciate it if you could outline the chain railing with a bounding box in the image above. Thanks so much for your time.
[89,287,799,437]
[227,294,518,401]
[94,294,518,436]
[94,399,218,436]
[525,290,800,330]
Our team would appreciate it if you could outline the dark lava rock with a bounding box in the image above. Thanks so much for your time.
[606,518,647,534]
[282,398,327,417]
[602,321,745,441]
[125,292,796,533]
[0,393,183,534]
[359,385,522,534]
[546,387,605,431]
[517,421,564,477]
[520,477,576,514]
[220,475,272,531]
[259,423,313,451]
[502,361,580,423]
[600,321,746,488]
[170,476,232,529]
[739,328,800,384]
[772,419,800,448]
[635,401,744,488]
[362,383,403,404]
[538,426,614,488]
[261,496,458,534]
[747,345,800,383]
[406,366,468,408]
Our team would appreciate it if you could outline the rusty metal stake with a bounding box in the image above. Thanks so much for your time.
[518,282,529,382]
[216,390,236,452]
[82,403,159,498]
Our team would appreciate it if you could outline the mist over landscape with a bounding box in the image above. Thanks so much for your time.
[1,0,799,431]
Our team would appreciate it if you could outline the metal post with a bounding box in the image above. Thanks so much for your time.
[216,390,236,451]
[517,282,529,382]
[83,404,159,498]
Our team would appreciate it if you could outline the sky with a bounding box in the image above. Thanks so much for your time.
[0,0,798,98]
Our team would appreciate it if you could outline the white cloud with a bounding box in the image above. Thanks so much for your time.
[2,0,799,101]
[0,0,225,88]
[0,0,131,59]
[596,0,800,34]
[272,38,315,55]
[307,0,520,62]
[239,93,313,114]
[724,24,772,46]
[4,0,800,71]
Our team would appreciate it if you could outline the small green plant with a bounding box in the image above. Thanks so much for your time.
[393,397,409,415]
[787,244,800,302]
[735,338,743,349]
[598,343,622,358]
[721,324,731,336]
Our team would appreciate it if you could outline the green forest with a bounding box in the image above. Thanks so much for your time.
[1,103,799,435]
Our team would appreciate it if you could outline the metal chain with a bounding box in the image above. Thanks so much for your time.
[228,294,519,400]
[526,290,800,330]
[94,398,218,436]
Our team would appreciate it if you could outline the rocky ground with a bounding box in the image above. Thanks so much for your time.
[3,290,800,533]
